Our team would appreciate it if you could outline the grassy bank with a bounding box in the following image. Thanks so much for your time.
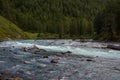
[0,16,28,40]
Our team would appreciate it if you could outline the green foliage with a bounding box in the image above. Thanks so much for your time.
[0,16,27,40]
[94,0,120,41]
[1,0,119,41]
[0,0,110,39]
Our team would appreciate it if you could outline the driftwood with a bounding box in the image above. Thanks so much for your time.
[107,45,120,50]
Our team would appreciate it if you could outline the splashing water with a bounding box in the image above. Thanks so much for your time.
[0,40,120,59]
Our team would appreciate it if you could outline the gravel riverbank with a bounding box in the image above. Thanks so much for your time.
[0,46,120,80]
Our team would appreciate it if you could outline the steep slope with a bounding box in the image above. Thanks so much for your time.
[0,16,27,40]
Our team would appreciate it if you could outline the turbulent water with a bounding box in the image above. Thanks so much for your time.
[1,40,120,80]
[0,40,120,59]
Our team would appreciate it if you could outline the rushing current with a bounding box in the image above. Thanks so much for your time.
[1,40,120,80]
[0,40,120,59]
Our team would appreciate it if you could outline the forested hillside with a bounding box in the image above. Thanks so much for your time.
[94,0,120,41]
[0,0,119,40]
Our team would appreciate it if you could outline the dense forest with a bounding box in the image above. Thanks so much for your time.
[94,0,120,41]
[0,0,119,41]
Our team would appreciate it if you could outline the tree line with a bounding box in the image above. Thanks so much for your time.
[94,0,120,41]
[0,0,119,41]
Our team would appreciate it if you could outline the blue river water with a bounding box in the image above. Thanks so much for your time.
[0,40,120,59]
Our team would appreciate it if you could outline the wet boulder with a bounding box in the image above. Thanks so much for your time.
[51,59,59,63]
[62,51,72,56]
[86,57,95,62]
[37,64,47,68]
[33,49,47,54]
[23,45,40,52]
[56,51,72,57]
[56,53,64,57]
[0,40,4,42]
[23,46,47,54]
[23,61,31,64]
[66,51,72,54]
[43,55,49,58]
[107,45,120,50]
[86,59,93,62]
[23,47,29,52]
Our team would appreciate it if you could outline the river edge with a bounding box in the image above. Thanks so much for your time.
[0,46,120,80]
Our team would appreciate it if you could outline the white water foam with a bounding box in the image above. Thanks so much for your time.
[0,41,34,48]
[0,40,120,58]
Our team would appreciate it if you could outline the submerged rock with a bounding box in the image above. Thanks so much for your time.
[51,59,59,63]
[7,77,23,80]
[0,71,9,76]
[2,48,6,51]
[23,61,31,64]
[57,51,72,57]
[23,45,40,52]
[86,59,94,62]
[34,49,47,54]
[38,64,47,68]
[17,70,24,74]
[43,55,49,58]
[23,47,29,52]
[66,51,72,54]
[56,54,64,57]
[23,46,47,54]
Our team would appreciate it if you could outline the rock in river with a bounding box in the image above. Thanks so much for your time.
[43,55,49,58]
[107,45,120,50]
[7,77,23,80]
[23,61,31,64]
[51,59,59,63]
[0,71,9,76]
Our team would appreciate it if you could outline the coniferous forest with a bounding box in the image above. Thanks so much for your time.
[0,0,120,41]
[1,1,120,80]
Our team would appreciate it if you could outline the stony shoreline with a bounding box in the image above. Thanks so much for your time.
[0,46,120,80]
